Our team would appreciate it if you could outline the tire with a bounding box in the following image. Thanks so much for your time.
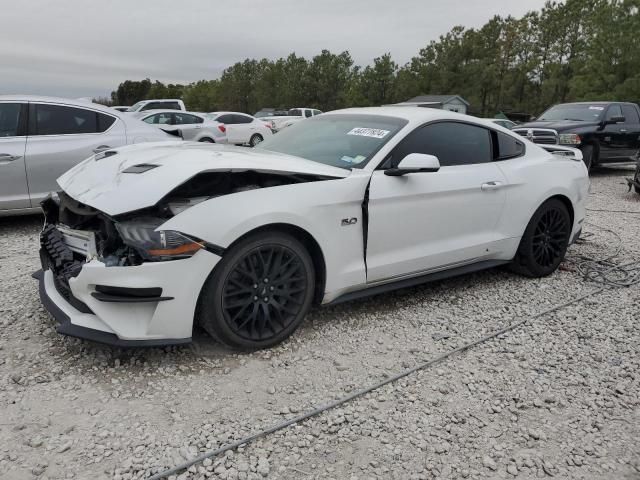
[199,137,215,143]
[249,134,263,147]
[510,199,572,278]
[580,144,595,172]
[197,231,315,350]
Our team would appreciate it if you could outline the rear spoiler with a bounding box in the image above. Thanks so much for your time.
[539,145,583,162]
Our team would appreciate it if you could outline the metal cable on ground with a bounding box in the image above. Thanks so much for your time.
[147,287,606,480]
[566,221,640,288]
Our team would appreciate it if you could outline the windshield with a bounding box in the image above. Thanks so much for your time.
[256,114,408,169]
[126,101,145,112]
[538,104,605,122]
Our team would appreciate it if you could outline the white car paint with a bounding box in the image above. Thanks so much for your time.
[207,112,273,145]
[125,99,186,113]
[259,107,322,132]
[38,107,589,345]
[133,110,228,143]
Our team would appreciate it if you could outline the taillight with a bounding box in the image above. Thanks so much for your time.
[218,125,226,133]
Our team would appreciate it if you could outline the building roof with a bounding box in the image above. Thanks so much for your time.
[406,95,470,106]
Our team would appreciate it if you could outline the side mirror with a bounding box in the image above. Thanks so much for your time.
[384,153,441,176]
[604,116,625,125]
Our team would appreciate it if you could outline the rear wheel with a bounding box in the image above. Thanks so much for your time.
[199,137,215,143]
[249,134,263,147]
[510,199,571,278]
[197,232,315,350]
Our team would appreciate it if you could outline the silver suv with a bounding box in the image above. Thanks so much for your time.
[0,96,172,216]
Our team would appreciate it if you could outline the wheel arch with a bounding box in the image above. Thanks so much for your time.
[220,222,327,305]
[545,193,574,226]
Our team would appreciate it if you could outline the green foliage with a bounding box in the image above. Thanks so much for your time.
[111,0,640,116]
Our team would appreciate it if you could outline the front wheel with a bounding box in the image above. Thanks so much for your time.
[249,134,263,147]
[510,199,571,278]
[197,232,315,350]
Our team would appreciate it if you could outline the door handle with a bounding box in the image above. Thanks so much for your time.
[619,129,628,133]
[0,153,22,164]
[93,145,112,154]
[481,181,504,191]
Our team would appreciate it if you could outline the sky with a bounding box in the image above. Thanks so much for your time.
[0,0,551,100]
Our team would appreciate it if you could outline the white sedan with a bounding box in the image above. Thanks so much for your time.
[35,107,589,350]
[134,110,228,143]
[206,112,273,146]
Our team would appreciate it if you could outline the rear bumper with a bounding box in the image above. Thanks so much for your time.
[34,248,221,347]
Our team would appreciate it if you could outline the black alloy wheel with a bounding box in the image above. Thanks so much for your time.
[197,232,315,349]
[531,208,569,268]
[510,199,571,277]
[222,245,307,341]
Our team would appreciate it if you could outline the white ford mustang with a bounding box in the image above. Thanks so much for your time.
[34,107,589,349]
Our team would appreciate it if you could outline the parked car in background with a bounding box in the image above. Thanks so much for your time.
[0,96,172,216]
[254,108,289,118]
[111,106,130,112]
[34,107,588,349]
[207,112,273,146]
[125,99,186,113]
[135,110,228,143]
[513,102,640,170]
[260,107,322,132]
[489,118,517,129]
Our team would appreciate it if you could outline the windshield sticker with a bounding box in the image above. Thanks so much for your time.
[347,127,390,139]
[589,106,604,110]
[340,155,367,164]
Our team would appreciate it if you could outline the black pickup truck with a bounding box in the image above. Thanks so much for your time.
[513,102,640,171]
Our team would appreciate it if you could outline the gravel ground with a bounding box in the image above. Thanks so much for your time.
[0,166,639,480]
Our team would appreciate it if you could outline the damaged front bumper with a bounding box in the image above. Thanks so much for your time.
[35,222,221,347]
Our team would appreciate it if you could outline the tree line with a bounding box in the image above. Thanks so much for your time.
[106,0,640,117]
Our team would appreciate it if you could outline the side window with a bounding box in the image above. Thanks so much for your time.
[217,114,234,124]
[304,110,312,118]
[97,113,116,132]
[34,104,98,135]
[621,105,640,124]
[495,132,525,160]
[390,122,492,168]
[174,113,202,124]
[140,103,155,111]
[233,114,253,124]
[0,103,24,137]
[313,110,322,116]
[164,102,181,110]
[605,105,623,121]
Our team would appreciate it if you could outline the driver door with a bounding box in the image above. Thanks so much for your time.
[366,121,508,283]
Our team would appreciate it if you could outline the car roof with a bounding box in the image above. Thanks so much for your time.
[0,95,120,115]
[138,99,183,103]
[209,111,254,117]
[556,101,635,106]
[326,106,477,123]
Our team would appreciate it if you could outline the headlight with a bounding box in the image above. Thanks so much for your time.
[558,133,581,145]
[116,218,203,261]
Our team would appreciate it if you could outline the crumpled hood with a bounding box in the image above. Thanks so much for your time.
[57,141,349,216]
[516,120,599,132]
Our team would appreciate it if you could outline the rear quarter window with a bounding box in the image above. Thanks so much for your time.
[495,131,525,160]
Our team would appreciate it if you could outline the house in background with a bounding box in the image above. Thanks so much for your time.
[393,95,470,115]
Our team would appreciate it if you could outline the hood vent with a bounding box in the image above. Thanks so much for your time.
[123,164,159,174]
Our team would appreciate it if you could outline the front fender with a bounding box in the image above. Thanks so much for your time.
[161,172,372,298]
